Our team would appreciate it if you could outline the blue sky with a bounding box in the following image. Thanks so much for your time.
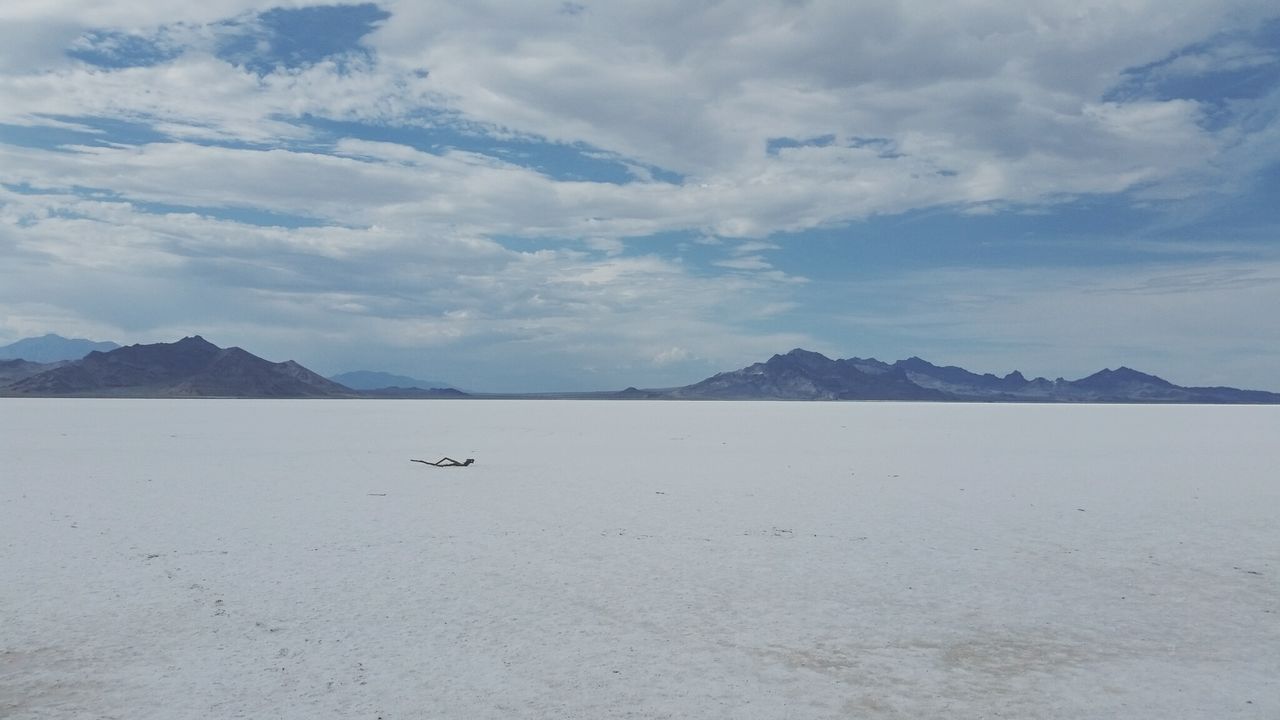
[1,1,1279,391]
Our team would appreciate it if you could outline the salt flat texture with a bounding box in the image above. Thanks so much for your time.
[2,400,1277,719]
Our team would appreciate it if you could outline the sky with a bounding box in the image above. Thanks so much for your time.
[1,1,1278,392]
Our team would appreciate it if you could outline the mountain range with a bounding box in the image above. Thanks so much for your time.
[666,348,1280,403]
[0,334,119,363]
[2,337,1277,402]
[2,336,352,397]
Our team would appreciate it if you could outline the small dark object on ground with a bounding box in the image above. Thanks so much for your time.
[411,457,475,467]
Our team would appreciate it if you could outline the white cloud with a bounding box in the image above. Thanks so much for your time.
[714,255,774,271]
[652,346,692,366]
[0,1,1274,246]
[0,185,812,389]
[370,0,1273,186]
[732,241,780,255]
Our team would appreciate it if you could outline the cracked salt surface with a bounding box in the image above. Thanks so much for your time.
[2,399,1277,718]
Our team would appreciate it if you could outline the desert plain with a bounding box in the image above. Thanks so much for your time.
[2,399,1277,718]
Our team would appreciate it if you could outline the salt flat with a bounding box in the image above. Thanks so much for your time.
[2,399,1277,719]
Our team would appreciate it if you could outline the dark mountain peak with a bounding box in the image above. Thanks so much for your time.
[768,349,865,378]
[896,356,936,371]
[1076,366,1174,389]
[1115,366,1162,381]
[70,337,224,383]
[178,337,222,355]
[213,345,256,361]
[892,356,1025,394]
[613,386,663,399]
[841,356,893,375]
[6,336,351,397]
[770,348,833,365]
[674,347,943,400]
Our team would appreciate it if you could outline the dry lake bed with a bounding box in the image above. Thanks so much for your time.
[2,399,1277,718]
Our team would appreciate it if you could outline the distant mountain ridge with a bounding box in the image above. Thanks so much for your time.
[4,339,1276,403]
[668,349,1280,403]
[3,336,353,398]
[0,359,67,385]
[671,349,946,401]
[329,370,454,391]
[0,334,119,363]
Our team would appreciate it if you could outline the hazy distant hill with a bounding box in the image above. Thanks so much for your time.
[5,336,353,398]
[330,370,454,391]
[0,359,66,385]
[358,386,471,399]
[668,348,1280,403]
[0,334,119,363]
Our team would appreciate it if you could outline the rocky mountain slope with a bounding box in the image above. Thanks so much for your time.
[4,336,353,398]
[668,349,1280,403]
[0,359,66,386]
